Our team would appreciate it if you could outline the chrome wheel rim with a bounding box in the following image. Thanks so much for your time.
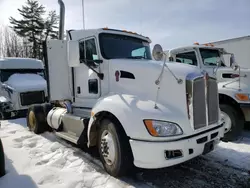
[100,130,116,166]
[28,111,36,131]
[221,111,232,133]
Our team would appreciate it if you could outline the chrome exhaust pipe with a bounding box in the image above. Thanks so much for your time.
[58,0,65,40]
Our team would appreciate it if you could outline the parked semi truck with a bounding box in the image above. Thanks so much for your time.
[26,0,225,177]
[206,36,250,68]
[0,57,47,119]
[164,43,250,141]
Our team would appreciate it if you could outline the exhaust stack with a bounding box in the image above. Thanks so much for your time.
[58,0,65,40]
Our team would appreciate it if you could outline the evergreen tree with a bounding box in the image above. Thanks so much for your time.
[9,0,59,59]
[44,10,59,40]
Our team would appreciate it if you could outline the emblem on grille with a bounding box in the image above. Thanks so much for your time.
[202,70,209,88]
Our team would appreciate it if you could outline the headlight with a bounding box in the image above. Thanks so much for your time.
[235,93,250,101]
[143,120,183,137]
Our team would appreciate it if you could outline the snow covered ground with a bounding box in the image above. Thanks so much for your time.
[0,118,250,188]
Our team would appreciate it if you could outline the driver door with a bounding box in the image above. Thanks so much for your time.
[74,37,101,107]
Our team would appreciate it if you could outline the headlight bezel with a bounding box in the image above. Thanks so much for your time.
[143,119,183,137]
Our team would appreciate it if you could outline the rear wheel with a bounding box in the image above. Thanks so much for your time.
[26,105,48,134]
[220,104,244,142]
[97,118,133,177]
[42,103,53,132]
[0,138,5,177]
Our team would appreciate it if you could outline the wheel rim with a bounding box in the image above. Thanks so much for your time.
[100,130,116,166]
[221,111,232,133]
[28,111,36,131]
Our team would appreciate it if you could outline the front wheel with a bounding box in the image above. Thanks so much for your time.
[97,118,133,177]
[220,104,244,142]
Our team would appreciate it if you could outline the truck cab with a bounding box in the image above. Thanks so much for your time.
[0,57,47,119]
[26,0,224,177]
[165,44,250,141]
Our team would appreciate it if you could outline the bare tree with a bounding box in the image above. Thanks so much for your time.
[0,26,32,58]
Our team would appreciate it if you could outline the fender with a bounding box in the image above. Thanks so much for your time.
[87,93,195,147]
[218,81,250,104]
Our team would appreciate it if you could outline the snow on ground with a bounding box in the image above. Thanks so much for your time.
[0,118,250,188]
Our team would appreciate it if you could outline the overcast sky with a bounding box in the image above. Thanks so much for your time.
[0,0,249,49]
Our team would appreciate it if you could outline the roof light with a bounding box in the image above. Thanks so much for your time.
[194,42,199,45]
[103,27,109,30]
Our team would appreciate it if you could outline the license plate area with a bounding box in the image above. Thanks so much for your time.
[202,140,214,155]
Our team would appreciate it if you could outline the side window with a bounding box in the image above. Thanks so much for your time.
[79,38,98,62]
[131,47,146,58]
[176,51,197,66]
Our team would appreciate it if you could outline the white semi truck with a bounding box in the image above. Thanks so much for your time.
[26,0,225,177]
[206,36,250,68]
[0,57,47,119]
[165,43,250,141]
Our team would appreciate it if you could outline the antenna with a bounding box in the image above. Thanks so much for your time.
[82,0,85,29]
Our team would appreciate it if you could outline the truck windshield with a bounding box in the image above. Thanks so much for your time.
[0,69,45,82]
[199,48,225,67]
[99,33,152,60]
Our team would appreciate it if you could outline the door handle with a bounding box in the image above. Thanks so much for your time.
[77,86,81,94]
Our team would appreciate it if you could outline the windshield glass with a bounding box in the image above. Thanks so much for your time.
[0,69,45,82]
[99,33,152,60]
[199,48,225,67]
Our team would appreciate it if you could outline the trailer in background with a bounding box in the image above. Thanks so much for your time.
[205,35,250,68]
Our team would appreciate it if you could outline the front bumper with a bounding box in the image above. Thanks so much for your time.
[239,103,250,122]
[129,123,224,169]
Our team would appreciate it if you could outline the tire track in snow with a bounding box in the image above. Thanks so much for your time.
[8,123,153,188]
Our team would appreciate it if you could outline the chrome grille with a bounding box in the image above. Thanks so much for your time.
[207,78,219,125]
[186,73,219,130]
[193,77,206,129]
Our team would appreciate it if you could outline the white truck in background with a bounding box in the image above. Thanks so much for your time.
[26,0,225,177]
[164,43,250,141]
[0,57,47,119]
[206,36,250,68]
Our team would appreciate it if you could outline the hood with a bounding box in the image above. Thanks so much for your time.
[4,73,47,92]
[108,58,204,116]
[216,66,250,82]
[216,67,250,92]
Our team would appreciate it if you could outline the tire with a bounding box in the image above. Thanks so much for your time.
[220,104,244,142]
[0,138,5,177]
[42,103,53,117]
[97,118,133,177]
[42,103,53,132]
[26,104,47,134]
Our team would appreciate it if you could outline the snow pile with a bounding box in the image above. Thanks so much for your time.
[0,118,250,188]
[0,96,9,103]
[208,133,250,170]
[5,74,46,92]
[0,119,146,188]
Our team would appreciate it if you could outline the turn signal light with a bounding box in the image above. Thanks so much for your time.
[235,93,249,101]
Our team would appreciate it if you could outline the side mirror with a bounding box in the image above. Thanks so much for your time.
[67,40,80,67]
[229,54,239,70]
[152,44,163,61]
[229,54,235,67]
[216,57,221,67]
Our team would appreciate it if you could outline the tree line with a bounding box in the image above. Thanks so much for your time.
[0,0,59,59]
